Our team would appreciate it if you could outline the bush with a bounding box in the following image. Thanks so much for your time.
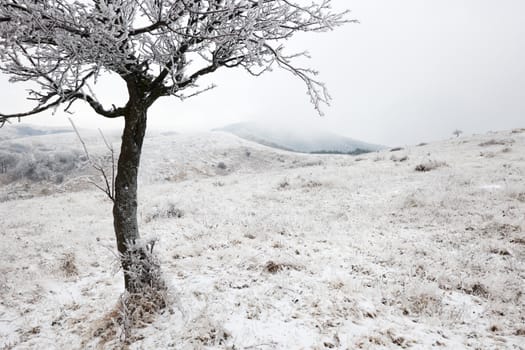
[118,240,167,341]
[391,155,408,162]
[60,252,79,277]
[479,139,514,147]
[277,179,290,189]
[0,151,17,174]
[144,202,184,223]
[0,143,83,183]
[414,161,447,172]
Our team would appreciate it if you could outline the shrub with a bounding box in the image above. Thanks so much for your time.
[479,139,514,147]
[99,240,168,343]
[414,161,447,172]
[391,155,408,162]
[303,180,322,188]
[264,260,300,273]
[60,252,78,277]
[277,179,290,189]
[0,145,83,183]
[461,282,489,298]
[144,202,184,223]
[0,151,17,174]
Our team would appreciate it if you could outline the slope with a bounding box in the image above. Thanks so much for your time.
[0,128,524,349]
[216,121,384,154]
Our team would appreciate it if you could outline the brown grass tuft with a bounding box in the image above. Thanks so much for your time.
[60,252,78,277]
[462,282,490,298]
[264,260,300,274]
[479,139,514,147]
[415,161,447,172]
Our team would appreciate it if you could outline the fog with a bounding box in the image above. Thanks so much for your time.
[1,0,524,146]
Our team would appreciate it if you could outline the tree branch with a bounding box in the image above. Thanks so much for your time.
[0,0,350,117]
[129,20,168,36]
[0,99,62,121]
[70,93,127,118]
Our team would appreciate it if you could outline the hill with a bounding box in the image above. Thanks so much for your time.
[0,123,71,141]
[0,126,524,349]
[0,126,321,201]
[215,121,384,154]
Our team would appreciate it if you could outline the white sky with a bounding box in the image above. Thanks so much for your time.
[1,0,524,146]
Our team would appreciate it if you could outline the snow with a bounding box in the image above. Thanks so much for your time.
[1,128,524,349]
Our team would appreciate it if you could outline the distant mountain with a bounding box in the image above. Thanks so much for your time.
[0,124,71,141]
[215,122,384,154]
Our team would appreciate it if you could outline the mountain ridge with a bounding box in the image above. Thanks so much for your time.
[214,121,385,154]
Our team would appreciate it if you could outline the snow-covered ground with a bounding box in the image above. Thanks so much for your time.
[1,128,524,349]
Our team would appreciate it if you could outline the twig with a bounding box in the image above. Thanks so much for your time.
[68,117,90,161]
[98,128,115,200]
[68,118,115,201]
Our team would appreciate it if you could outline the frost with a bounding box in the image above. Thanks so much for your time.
[0,0,352,121]
[1,128,524,348]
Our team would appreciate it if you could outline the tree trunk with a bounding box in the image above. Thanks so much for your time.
[113,95,148,292]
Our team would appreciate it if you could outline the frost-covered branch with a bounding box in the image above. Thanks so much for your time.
[0,0,352,120]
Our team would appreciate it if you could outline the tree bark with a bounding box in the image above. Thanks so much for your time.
[113,88,148,292]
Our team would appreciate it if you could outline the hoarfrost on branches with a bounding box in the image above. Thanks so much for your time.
[0,0,352,122]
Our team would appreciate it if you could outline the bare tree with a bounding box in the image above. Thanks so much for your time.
[0,0,350,294]
[453,129,463,138]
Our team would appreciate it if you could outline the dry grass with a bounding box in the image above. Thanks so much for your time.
[479,139,515,147]
[89,242,168,347]
[183,316,231,347]
[60,252,78,277]
[403,194,426,208]
[2,129,524,349]
[414,161,447,172]
[277,179,290,190]
[302,179,323,188]
[509,191,525,203]
[143,202,184,223]
[461,282,490,298]
[406,292,443,317]
[264,260,301,273]
[510,238,525,245]
[114,241,168,344]
[118,286,168,340]
[391,155,409,162]
[356,329,414,349]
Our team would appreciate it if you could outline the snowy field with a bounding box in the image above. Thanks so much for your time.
[1,127,524,349]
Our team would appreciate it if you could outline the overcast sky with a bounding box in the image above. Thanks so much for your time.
[1,0,524,146]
